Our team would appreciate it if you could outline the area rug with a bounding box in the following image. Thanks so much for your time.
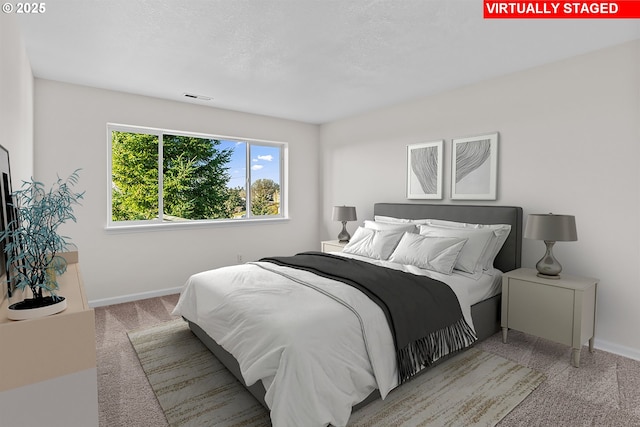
[128,319,545,427]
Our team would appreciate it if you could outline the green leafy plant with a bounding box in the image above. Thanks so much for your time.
[1,170,84,308]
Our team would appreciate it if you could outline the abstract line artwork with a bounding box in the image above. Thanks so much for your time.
[451,133,498,200]
[407,141,443,199]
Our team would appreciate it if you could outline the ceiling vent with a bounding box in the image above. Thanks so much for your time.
[183,93,212,101]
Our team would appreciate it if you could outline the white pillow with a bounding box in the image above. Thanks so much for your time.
[374,215,431,225]
[343,227,404,260]
[483,227,511,269]
[388,232,467,274]
[424,219,511,270]
[372,216,511,270]
[343,227,376,259]
[418,224,495,274]
[363,220,418,233]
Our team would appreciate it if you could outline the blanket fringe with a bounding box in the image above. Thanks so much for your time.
[397,317,477,384]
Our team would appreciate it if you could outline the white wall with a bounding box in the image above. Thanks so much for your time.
[0,14,33,183]
[320,40,640,358]
[0,14,34,308]
[33,80,320,303]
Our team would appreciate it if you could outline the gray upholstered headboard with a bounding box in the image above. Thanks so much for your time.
[373,203,523,273]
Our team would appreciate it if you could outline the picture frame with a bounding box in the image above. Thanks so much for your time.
[451,132,498,200]
[407,140,443,199]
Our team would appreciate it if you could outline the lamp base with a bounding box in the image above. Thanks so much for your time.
[535,240,563,279]
[337,221,351,243]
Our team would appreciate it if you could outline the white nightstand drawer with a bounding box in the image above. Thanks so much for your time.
[508,278,574,346]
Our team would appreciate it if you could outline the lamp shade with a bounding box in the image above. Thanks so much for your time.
[524,214,577,242]
[332,206,357,222]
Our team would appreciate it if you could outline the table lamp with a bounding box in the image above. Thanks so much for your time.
[524,213,577,279]
[332,206,357,243]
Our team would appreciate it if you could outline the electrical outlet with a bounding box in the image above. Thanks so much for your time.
[236,254,243,264]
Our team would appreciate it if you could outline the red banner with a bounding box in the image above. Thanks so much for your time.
[484,1,640,18]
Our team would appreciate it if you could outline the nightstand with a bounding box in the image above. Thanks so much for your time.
[501,268,598,367]
[321,240,346,253]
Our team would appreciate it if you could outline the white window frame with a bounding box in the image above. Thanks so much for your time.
[106,123,288,231]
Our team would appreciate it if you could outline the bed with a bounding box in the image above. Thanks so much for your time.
[173,203,523,427]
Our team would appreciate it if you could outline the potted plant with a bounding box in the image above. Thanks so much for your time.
[1,170,83,320]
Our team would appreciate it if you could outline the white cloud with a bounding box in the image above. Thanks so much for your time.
[251,164,264,171]
[257,155,273,162]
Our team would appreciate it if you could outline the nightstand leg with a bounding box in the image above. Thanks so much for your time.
[502,327,508,344]
[571,348,580,367]
[589,337,595,353]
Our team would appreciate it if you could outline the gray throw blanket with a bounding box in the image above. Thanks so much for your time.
[260,252,477,383]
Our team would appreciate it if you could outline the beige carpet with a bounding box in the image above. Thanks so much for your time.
[128,319,545,426]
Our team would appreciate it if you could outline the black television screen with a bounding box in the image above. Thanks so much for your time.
[0,144,14,298]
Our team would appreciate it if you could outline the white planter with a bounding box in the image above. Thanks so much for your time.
[7,296,67,321]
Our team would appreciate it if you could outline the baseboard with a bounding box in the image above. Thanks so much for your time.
[89,289,640,362]
[88,287,182,308]
[594,338,640,362]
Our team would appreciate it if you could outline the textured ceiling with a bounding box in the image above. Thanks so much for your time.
[16,0,640,124]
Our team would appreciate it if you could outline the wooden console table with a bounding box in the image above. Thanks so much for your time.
[0,252,98,426]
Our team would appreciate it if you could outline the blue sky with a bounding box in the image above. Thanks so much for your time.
[218,140,280,189]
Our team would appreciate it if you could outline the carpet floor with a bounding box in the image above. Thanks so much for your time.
[96,295,640,426]
[128,319,544,426]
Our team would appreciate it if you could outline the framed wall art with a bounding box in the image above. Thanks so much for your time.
[407,140,443,199]
[451,132,498,200]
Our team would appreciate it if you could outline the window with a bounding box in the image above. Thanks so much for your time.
[108,124,286,228]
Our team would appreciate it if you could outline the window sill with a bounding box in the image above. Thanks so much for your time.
[104,217,289,234]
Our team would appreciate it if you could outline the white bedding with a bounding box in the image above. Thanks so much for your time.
[337,251,502,306]
[467,268,503,304]
[172,254,494,427]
